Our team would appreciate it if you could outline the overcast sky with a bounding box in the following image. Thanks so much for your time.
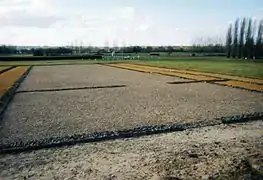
[0,0,262,46]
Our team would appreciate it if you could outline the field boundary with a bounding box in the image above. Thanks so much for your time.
[0,62,96,67]
[0,60,129,67]
[128,63,263,85]
[16,85,127,93]
[104,63,224,81]
[0,112,262,154]
[167,79,229,84]
[0,66,32,121]
[105,64,263,93]
[0,66,16,74]
[133,62,263,82]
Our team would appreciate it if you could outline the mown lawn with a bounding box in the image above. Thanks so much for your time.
[136,57,263,79]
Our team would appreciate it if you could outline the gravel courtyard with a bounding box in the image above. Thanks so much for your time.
[1,65,263,146]
[17,65,190,91]
[1,121,262,179]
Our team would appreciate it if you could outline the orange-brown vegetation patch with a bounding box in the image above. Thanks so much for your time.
[108,63,263,92]
[0,67,29,97]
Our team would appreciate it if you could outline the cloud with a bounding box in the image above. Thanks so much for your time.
[115,6,135,20]
[0,0,62,28]
[0,1,156,46]
[135,24,149,31]
[0,0,55,14]
[0,11,63,28]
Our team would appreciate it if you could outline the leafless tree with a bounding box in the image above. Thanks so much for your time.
[232,19,239,58]
[255,19,263,58]
[238,18,246,58]
[226,24,233,58]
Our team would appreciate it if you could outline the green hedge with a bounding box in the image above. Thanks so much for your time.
[0,55,102,61]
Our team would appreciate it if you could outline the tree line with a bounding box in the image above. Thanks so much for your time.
[100,45,224,55]
[226,18,263,59]
[32,47,73,56]
[0,45,17,55]
[0,45,225,56]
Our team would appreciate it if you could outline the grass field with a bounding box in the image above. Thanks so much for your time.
[0,56,262,78]
[136,57,263,79]
[108,63,263,92]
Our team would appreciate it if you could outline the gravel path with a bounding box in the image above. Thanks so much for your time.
[18,65,189,91]
[0,121,262,180]
[1,65,263,179]
[1,77,262,146]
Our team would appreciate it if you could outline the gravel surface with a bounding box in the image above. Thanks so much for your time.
[1,77,263,146]
[18,65,189,91]
[0,121,262,180]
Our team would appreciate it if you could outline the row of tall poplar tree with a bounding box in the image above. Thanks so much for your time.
[226,18,263,59]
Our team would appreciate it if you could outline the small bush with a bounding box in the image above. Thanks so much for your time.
[149,53,160,56]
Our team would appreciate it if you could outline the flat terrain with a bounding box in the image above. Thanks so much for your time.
[108,63,263,92]
[135,58,263,78]
[1,121,262,179]
[0,60,96,66]
[1,57,263,78]
[1,65,262,147]
[0,66,29,96]
[18,65,188,91]
[0,66,10,71]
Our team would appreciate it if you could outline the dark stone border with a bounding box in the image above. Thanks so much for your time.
[221,112,263,124]
[0,66,16,74]
[104,64,194,81]
[96,61,127,65]
[0,66,33,121]
[212,82,263,94]
[167,79,229,85]
[105,64,263,93]
[0,112,262,154]
[16,85,127,93]
[104,64,223,82]
[133,63,263,85]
